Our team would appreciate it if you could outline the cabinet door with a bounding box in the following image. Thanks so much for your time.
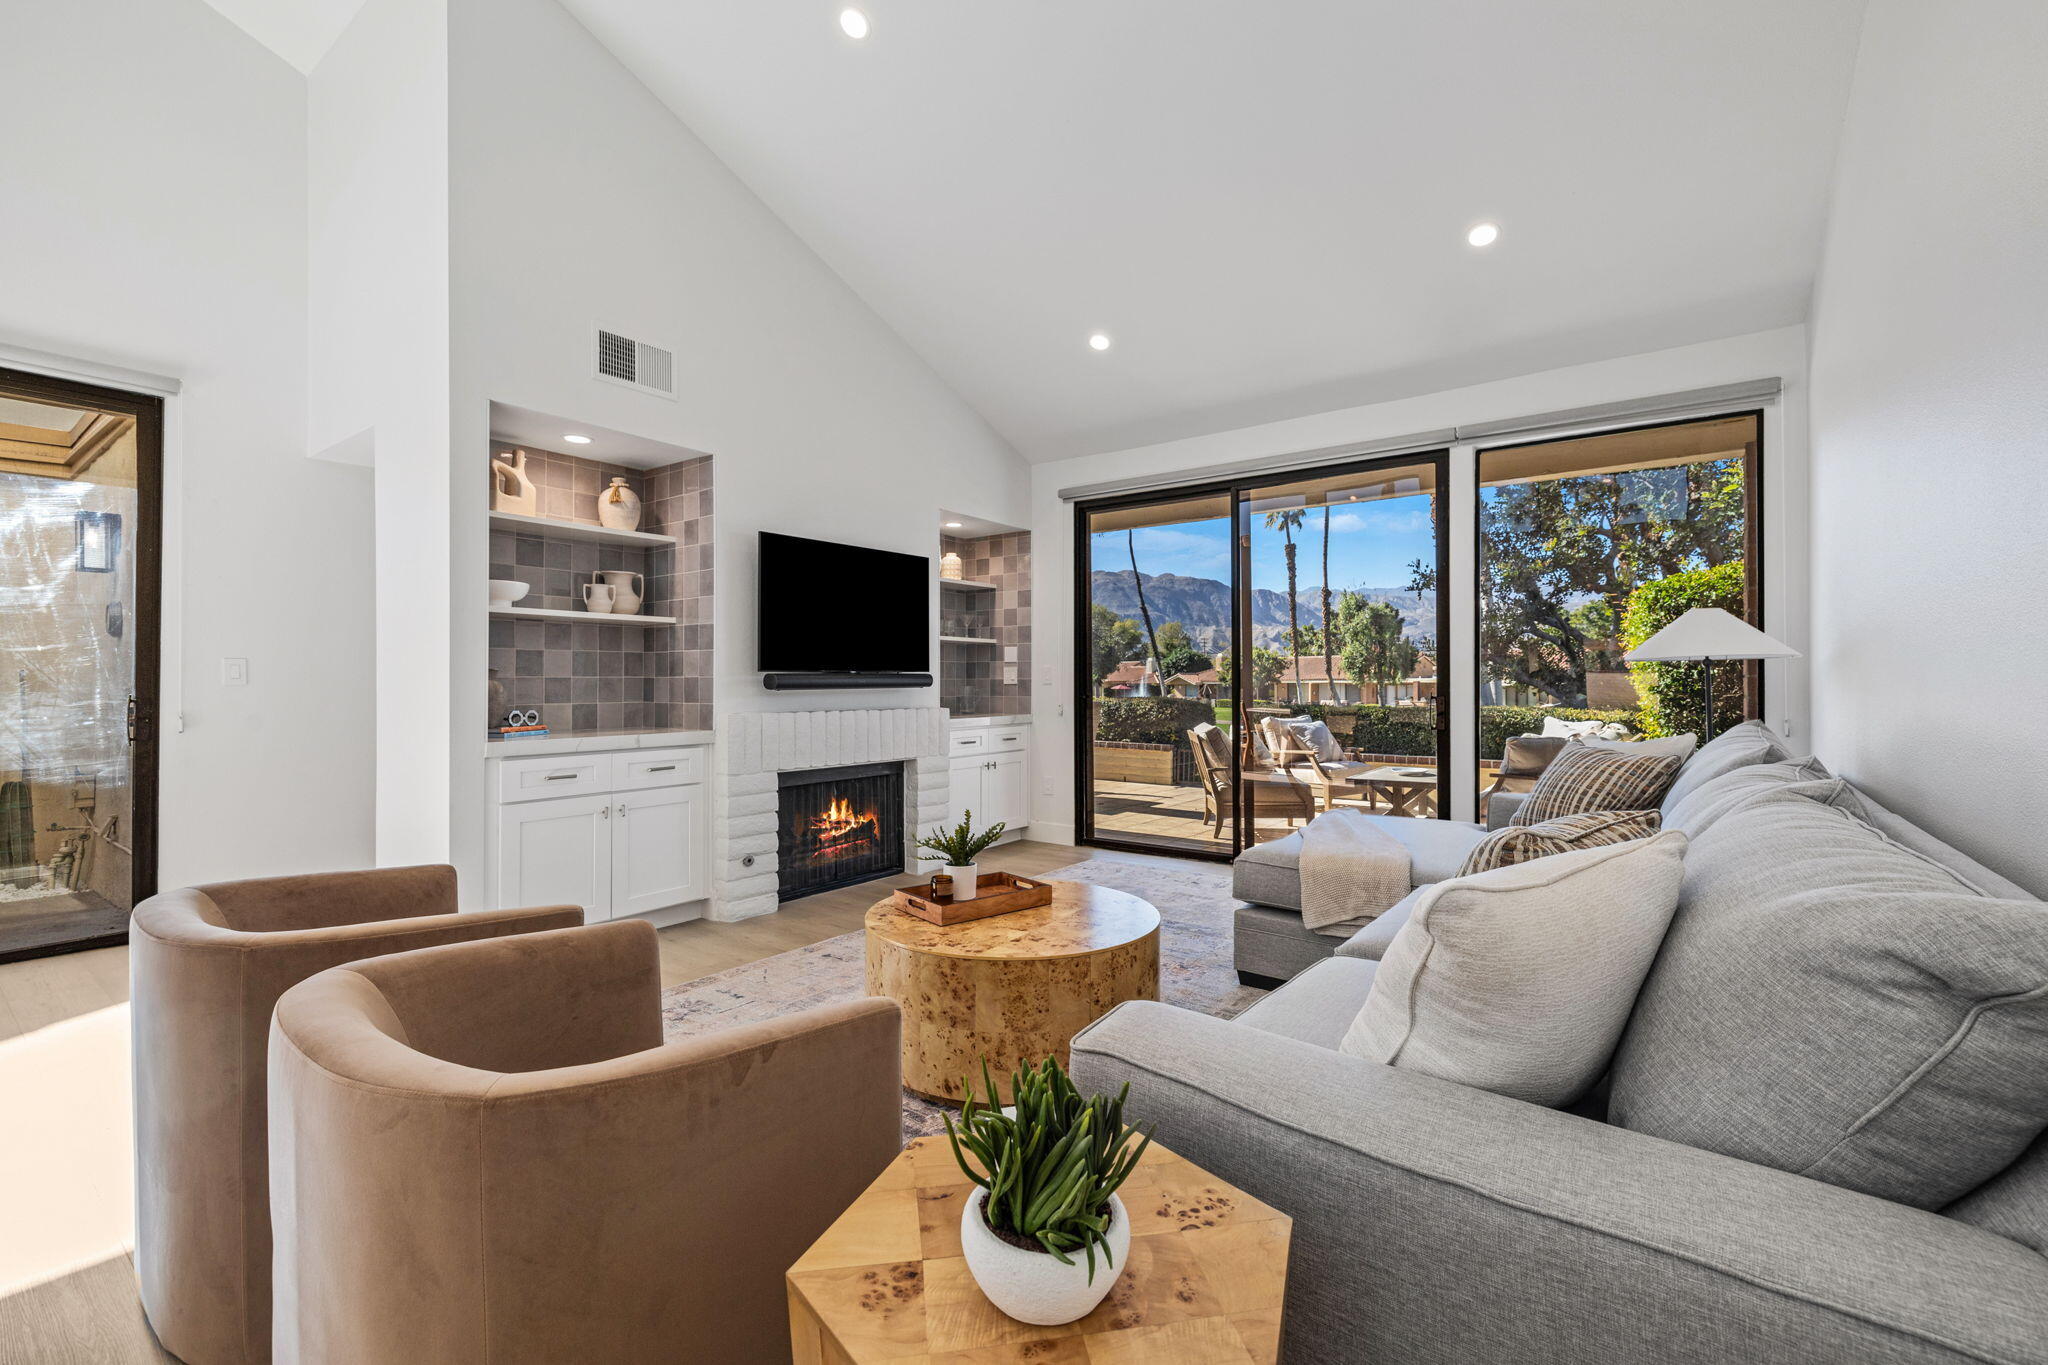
[988,751,1029,831]
[947,754,985,834]
[497,794,612,920]
[612,784,706,916]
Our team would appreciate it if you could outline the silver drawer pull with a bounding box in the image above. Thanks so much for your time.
[544,772,578,781]
[643,764,677,773]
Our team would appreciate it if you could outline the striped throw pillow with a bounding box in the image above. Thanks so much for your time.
[1460,809,1664,876]
[1512,741,1683,827]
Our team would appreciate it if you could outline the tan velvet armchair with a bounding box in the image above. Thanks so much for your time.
[130,866,582,1365]
[267,918,904,1365]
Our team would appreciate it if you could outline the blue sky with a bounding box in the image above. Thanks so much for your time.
[1090,496,1434,597]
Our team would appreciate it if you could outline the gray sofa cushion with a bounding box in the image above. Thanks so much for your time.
[1946,1130,2048,1256]
[1658,719,1789,816]
[1844,785,2040,902]
[1232,818,1487,912]
[1233,902,1344,982]
[1609,790,2048,1209]
[1335,886,1427,961]
[1233,957,1380,1049]
[1661,756,1850,838]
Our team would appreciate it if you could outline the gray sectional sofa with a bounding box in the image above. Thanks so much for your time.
[1074,724,2048,1365]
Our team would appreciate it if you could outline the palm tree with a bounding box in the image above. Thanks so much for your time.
[1126,530,1163,689]
[1320,503,1334,691]
[1263,508,1307,696]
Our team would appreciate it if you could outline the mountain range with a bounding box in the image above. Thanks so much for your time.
[1090,570,1435,654]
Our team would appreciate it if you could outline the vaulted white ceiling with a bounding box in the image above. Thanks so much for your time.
[196,0,365,72]
[558,0,1868,460]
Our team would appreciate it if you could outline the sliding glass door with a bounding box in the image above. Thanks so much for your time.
[1075,452,1448,858]
[1476,412,1762,818]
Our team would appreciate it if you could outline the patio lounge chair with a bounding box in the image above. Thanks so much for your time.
[1188,723,1315,839]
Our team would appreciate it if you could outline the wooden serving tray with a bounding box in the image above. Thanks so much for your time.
[890,872,1054,926]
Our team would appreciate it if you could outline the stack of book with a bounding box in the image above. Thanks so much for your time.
[491,724,550,741]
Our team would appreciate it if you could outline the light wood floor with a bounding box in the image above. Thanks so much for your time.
[0,839,1179,1363]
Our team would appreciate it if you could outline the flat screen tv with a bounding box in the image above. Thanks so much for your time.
[757,531,930,675]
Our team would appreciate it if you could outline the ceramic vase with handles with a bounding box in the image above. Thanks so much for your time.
[598,477,642,531]
[597,569,643,615]
[581,582,615,614]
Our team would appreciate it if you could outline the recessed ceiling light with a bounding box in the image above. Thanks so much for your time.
[1088,332,1112,351]
[1466,222,1500,248]
[563,433,592,445]
[944,521,963,529]
[838,8,869,39]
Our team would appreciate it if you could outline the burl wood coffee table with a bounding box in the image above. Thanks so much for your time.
[788,1136,1291,1363]
[864,881,1160,1104]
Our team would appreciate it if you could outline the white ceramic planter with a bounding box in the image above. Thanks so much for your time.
[960,1187,1128,1325]
[945,864,980,900]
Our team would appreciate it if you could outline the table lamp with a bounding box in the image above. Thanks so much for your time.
[1623,607,1799,738]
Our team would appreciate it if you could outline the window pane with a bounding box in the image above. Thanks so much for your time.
[1477,413,1760,817]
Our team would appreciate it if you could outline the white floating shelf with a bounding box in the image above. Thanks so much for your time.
[490,510,676,548]
[490,606,678,627]
[939,578,998,592]
[939,635,999,645]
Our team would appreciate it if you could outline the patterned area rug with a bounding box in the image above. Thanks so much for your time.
[660,858,1262,1139]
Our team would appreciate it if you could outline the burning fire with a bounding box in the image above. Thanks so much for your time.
[806,793,879,857]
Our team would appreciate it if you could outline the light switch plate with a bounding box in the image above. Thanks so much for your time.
[222,657,249,687]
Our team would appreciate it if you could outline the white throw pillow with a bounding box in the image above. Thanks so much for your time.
[1539,716,1604,739]
[1340,831,1689,1107]
[1578,732,1698,762]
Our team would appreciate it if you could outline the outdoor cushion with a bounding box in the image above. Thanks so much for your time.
[1512,741,1682,826]
[1578,733,1698,762]
[1458,809,1663,876]
[1343,831,1690,1107]
[1658,720,1789,816]
[1232,819,1488,912]
[1608,790,2048,1209]
[1235,957,1380,1049]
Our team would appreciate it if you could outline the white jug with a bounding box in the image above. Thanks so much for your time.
[581,582,615,614]
[598,570,643,615]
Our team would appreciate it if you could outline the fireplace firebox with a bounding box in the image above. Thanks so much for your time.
[776,762,906,900]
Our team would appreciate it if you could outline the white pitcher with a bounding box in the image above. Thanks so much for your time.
[598,569,643,615]
[581,582,615,614]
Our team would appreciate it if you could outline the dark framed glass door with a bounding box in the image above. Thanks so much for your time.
[0,366,162,962]
[1073,449,1449,859]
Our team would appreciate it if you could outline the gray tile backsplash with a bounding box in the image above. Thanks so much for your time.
[489,444,713,734]
[939,531,1030,717]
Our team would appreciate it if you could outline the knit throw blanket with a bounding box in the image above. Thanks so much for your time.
[1298,809,1412,935]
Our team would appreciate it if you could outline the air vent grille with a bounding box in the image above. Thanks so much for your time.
[593,328,676,397]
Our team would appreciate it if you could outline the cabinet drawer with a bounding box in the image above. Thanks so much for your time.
[498,753,614,803]
[614,747,704,791]
[949,731,988,756]
[991,729,1028,750]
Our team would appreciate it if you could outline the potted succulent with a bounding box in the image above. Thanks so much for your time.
[944,1057,1153,1325]
[914,811,1007,901]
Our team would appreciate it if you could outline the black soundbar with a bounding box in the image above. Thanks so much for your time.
[761,672,934,691]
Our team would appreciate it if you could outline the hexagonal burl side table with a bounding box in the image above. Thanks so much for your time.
[864,880,1161,1104]
[787,1136,1291,1363]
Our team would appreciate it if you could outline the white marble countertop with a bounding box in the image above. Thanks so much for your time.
[483,728,715,759]
[945,714,1033,730]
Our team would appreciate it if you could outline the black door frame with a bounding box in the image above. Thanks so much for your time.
[0,365,163,963]
[1073,448,1452,861]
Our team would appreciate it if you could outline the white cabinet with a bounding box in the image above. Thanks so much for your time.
[986,750,1029,831]
[490,748,707,923]
[945,727,1030,836]
[613,783,706,915]
[497,793,612,914]
[947,753,986,833]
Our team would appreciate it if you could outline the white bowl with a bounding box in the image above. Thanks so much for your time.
[489,578,530,607]
[960,1187,1128,1325]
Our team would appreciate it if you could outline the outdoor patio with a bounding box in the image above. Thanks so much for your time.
[1090,763,1505,853]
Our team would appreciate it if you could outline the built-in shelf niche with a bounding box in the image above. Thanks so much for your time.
[489,510,677,548]
[491,605,680,627]
[938,529,1030,718]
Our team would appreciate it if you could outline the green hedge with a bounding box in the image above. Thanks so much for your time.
[1621,564,1746,739]
[1093,697,1219,749]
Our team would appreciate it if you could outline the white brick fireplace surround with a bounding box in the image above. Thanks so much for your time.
[712,708,950,921]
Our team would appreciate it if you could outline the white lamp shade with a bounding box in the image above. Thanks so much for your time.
[1624,607,1801,662]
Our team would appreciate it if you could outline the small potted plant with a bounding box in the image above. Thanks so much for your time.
[944,1057,1153,1325]
[915,811,1006,902]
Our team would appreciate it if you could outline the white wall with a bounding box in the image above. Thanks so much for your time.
[310,0,455,869]
[1030,327,1811,845]
[1807,0,2048,895]
[444,0,1030,888]
[0,0,376,887]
